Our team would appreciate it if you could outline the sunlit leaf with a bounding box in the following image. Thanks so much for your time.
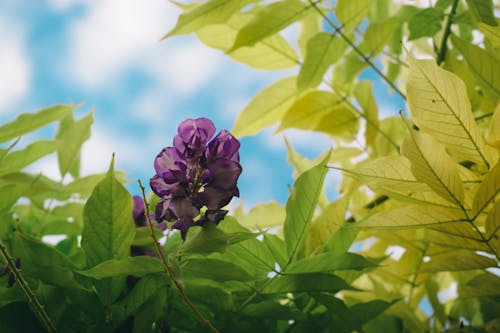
[407,55,491,166]
[0,140,60,176]
[230,0,310,51]
[196,12,298,69]
[297,32,346,91]
[487,103,500,149]
[79,256,163,279]
[0,104,75,143]
[422,249,497,272]
[401,127,465,207]
[359,18,401,56]
[451,35,500,99]
[232,76,298,137]
[485,200,500,257]
[425,279,447,326]
[473,160,499,216]
[56,112,93,178]
[165,0,254,37]
[298,11,321,58]
[354,81,379,148]
[236,201,285,229]
[466,0,497,26]
[279,91,359,138]
[262,273,354,294]
[357,204,466,228]
[336,0,372,28]
[479,22,500,48]
[284,151,330,261]
[408,8,444,40]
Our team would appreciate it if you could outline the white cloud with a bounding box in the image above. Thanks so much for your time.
[65,0,178,87]
[48,0,85,10]
[0,17,31,114]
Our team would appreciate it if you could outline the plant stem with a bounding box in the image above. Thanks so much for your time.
[137,180,221,333]
[308,0,406,101]
[437,0,459,65]
[0,242,57,333]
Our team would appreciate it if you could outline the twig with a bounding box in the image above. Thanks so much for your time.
[137,180,221,333]
[437,0,459,65]
[0,242,57,333]
[308,0,406,100]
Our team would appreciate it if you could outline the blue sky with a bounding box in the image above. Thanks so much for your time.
[0,0,404,209]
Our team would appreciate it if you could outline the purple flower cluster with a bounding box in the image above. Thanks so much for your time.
[150,118,242,239]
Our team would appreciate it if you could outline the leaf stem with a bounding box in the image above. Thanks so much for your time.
[437,0,459,65]
[137,180,221,333]
[0,241,57,333]
[308,0,406,100]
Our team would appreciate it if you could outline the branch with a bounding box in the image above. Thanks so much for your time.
[137,180,221,333]
[0,241,57,333]
[437,0,459,65]
[308,0,406,100]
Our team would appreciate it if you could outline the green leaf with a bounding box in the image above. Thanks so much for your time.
[297,32,346,91]
[262,273,354,294]
[165,0,254,37]
[196,12,298,70]
[406,55,492,167]
[354,81,379,148]
[279,91,359,139]
[230,0,310,51]
[81,157,135,267]
[401,126,465,207]
[466,0,497,26]
[486,103,500,149]
[425,279,447,326]
[485,200,500,257]
[284,151,331,261]
[352,300,397,326]
[285,252,376,274]
[451,35,500,99]
[264,233,288,268]
[479,22,500,48]
[56,112,93,178]
[180,222,257,255]
[132,226,163,247]
[422,249,497,272]
[336,0,372,29]
[0,140,60,176]
[0,104,75,143]
[181,258,254,282]
[357,204,466,228]
[232,76,299,137]
[408,8,444,40]
[78,256,164,279]
[472,160,499,217]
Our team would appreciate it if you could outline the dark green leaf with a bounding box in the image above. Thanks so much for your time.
[463,273,500,297]
[182,258,254,282]
[262,273,354,294]
[352,299,398,325]
[284,151,331,261]
[466,0,497,26]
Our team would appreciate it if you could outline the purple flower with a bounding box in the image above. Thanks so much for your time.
[149,118,242,239]
[131,195,166,257]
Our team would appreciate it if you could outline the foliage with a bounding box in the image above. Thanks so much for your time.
[0,0,499,332]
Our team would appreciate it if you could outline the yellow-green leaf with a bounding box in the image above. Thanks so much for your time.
[401,127,465,207]
[164,0,253,37]
[232,76,299,137]
[486,103,500,149]
[407,55,490,166]
[359,18,401,56]
[354,81,379,148]
[478,22,500,48]
[196,12,298,70]
[357,204,466,228]
[297,32,347,91]
[422,249,497,272]
[298,11,321,58]
[466,0,497,26]
[230,0,310,51]
[451,35,500,99]
[485,200,500,257]
[336,0,372,29]
[473,160,500,217]
[279,91,359,139]
[237,201,285,229]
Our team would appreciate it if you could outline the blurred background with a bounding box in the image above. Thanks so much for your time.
[0,0,402,209]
